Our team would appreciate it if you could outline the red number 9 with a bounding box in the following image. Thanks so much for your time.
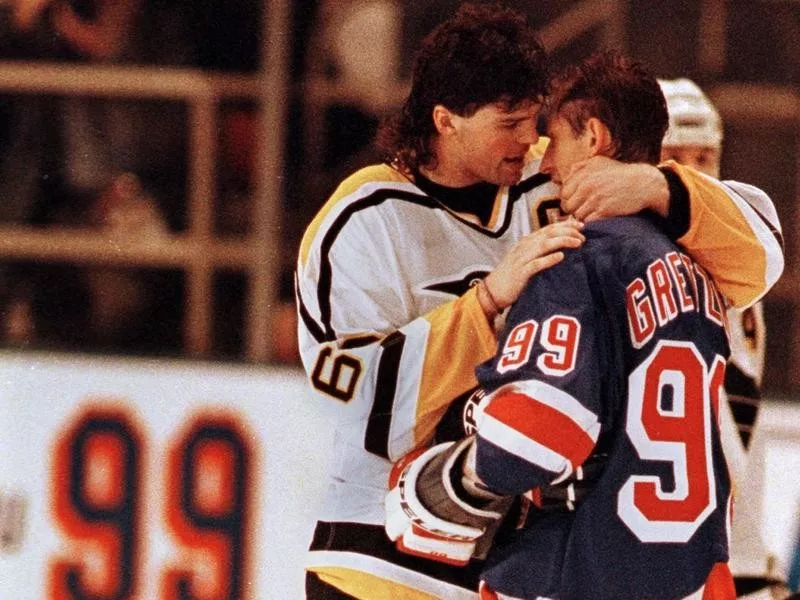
[537,315,580,375]
[498,320,539,374]
[618,341,726,543]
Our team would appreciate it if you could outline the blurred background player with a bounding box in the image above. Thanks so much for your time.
[659,77,788,599]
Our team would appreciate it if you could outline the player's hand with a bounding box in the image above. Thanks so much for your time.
[484,220,585,310]
[526,452,608,512]
[559,156,670,222]
[384,439,512,566]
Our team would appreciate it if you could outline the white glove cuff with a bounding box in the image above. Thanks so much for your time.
[391,443,484,541]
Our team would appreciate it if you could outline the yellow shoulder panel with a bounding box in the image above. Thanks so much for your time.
[666,161,767,307]
[415,286,497,446]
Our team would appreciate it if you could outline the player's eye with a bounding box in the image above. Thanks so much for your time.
[500,119,526,130]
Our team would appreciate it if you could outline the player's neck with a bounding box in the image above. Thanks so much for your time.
[414,170,497,226]
[419,144,485,188]
[420,165,480,188]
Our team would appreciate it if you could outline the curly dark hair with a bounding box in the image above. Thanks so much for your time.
[376,3,549,173]
[547,51,669,164]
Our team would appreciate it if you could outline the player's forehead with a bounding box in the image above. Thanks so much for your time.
[476,98,542,122]
[544,112,571,137]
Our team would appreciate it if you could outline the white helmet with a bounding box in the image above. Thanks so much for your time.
[658,78,723,149]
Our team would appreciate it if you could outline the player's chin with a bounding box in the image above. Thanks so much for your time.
[497,159,525,185]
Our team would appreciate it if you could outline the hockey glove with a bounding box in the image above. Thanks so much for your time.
[385,437,512,566]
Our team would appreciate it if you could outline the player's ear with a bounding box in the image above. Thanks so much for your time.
[432,105,457,135]
[585,117,614,158]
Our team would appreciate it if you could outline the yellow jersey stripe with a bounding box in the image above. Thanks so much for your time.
[311,567,444,600]
[670,162,768,308]
[415,286,497,446]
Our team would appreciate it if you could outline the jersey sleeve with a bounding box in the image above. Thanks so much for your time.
[471,255,603,495]
[664,161,784,309]
[297,201,498,462]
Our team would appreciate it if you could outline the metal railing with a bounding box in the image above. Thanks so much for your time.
[0,0,291,362]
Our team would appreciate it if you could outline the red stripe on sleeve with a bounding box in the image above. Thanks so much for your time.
[484,391,595,468]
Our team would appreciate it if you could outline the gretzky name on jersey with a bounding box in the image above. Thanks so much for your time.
[627,250,728,349]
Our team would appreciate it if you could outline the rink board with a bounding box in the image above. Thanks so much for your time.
[0,351,798,599]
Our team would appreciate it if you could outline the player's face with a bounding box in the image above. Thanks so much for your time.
[539,114,593,185]
[660,145,721,178]
[447,100,541,186]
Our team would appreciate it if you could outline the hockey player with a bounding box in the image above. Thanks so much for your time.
[659,77,788,599]
[386,51,753,599]
[298,4,784,598]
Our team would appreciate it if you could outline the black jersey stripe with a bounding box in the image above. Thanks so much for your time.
[296,272,326,344]
[316,189,437,341]
[724,363,761,449]
[365,330,405,459]
[308,521,482,591]
[721,182,784,251]
[759,210,784,251]
[513,171,551,195]
[734,576,786,597]
[341,335,381,349]
[724,363,761,402]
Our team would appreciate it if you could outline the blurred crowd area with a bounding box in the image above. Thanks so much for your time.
[0,0,262,359]
[0,1,798,389]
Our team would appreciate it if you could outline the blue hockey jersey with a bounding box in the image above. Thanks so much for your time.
[474,214,733,600]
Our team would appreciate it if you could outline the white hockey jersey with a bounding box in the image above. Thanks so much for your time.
[296,151,784,599]
[721,301,788,597]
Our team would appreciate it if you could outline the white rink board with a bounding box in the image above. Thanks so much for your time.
[0,351,798,599]
[748,398,800,573]
[0,351,336,600]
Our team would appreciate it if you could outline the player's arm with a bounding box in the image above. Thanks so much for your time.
[383,319,601,567]
[558,157,784,308]
[383,252,604,565]
[471,253,604,496]
[660,163,783,309]
[383,381,604,567]
[297,201,582,461]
